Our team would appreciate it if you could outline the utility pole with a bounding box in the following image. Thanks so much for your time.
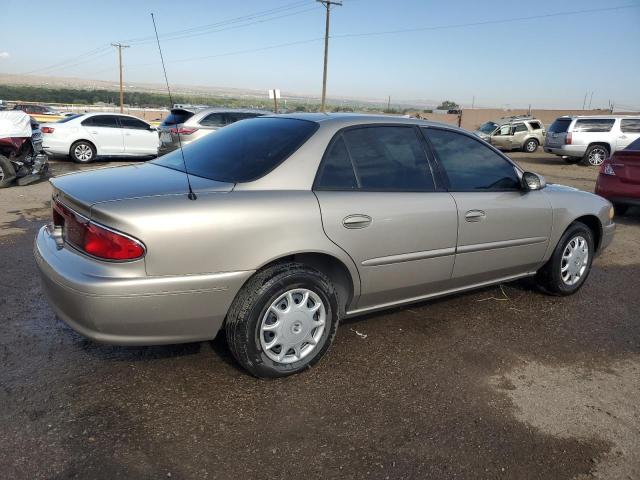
[471,96,475,109]
[588,91,594,110]
[387,95,391,112]
[582,91,588,111]
[111,43,130,113]
[317,0,342,112]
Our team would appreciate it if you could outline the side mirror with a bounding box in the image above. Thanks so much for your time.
[522,171,546,191]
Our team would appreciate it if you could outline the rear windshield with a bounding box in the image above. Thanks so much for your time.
[153,117,318,183]
[548,118,571,133]
[162,109,195,125]
[625,137,640,151]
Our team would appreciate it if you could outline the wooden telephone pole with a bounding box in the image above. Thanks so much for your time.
[111,43,130,113]
[317,0,341,112]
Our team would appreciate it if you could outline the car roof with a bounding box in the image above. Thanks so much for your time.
[559,115,640,120]
[191,107,270,116]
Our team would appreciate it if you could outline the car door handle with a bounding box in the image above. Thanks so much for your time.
[89,130,99,134]
[343,214,372,229]
[465,210,486,222]
[619,135,627,139]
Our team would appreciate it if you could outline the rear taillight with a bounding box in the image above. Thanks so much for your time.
[169,127,198,135]
[52,199,145,261]
[600,161,616,176]
[565,132,572,145]
[41,126,55,134]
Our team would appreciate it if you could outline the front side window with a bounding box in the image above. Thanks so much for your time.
[423,128,520,191]
[573,119,615,133]
[621,119,640,133]
[495,125,511,136]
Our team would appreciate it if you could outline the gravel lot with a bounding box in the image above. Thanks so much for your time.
[1,152,638,479]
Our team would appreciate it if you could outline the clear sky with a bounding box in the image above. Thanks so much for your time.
[2,0,639,109]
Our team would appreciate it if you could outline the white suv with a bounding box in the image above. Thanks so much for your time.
[544,115,640,166]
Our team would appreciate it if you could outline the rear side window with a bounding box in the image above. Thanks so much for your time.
[548,118,571,133]
[424,128,520,191]
[573,119,615,132]
[513,123,528,133]
[119,116,150,130]
[200,113,227,127]
[315,136,358,190]
[162,109,194,126]
[153,117,318,183]
[345,126,434,191]
[621,119,640,133]
[82,115,119,128]
[528,121,542,130]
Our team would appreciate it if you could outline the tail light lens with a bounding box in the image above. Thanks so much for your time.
[565,132,572,145]
[41,126,55,134]
[169,127,198,135]
[600,161,616,176]
[52,199,145,261]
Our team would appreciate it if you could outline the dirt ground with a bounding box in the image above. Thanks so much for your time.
[0,151,638,480]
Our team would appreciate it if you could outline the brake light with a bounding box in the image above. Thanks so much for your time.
[600,161,616,176]
[41,126,55,134]
[169,127,198,135]
[52,199,145,261]
[565,132,572,145]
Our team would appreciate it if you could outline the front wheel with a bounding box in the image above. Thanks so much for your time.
[225,262,340,378]
[535,222,594,295]
[523,138,538,153]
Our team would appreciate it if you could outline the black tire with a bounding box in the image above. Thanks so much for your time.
[225,262,340,378]
[535,222,595,296]
[581,144,609,167]
[613,203,629,216]
[70,140,96,163]
[0,155,16,188]
[523,138,538,153]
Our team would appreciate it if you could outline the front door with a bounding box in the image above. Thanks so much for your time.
[490,124,513,150]
[118,116,159,155]
[422,127,552,286]
[313,125,458,310]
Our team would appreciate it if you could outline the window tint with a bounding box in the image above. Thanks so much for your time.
[621,119,640,133]
[528,121,542,130]
[341,126,434,191]
[573,118,615,132]
[119,116,150,130]
[153,117,318,183]
[315,136,358,190]
[162,109,194,126]
[625,137,640,151]
[514,123,528,133]
[424,128,520,191]
[548,118,571,133]
[227,112,262,123]
[82,115,119,128]
[200,113,227,127]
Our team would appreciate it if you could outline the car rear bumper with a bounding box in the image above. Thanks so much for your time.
[544,145,586,157]
[595,174,640,205]
[34,226,253,345]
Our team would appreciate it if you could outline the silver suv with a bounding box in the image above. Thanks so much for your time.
[544,115,640,166]
[157,107,267,154]
[475,116,546,153]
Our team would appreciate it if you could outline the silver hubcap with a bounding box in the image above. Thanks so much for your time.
[74,144,93,161]
[260,288,326,364]
[561,235,589,286]
[588,147,607,166]
[526,140,536,152]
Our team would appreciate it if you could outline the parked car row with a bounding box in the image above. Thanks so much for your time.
[475,115,546,153]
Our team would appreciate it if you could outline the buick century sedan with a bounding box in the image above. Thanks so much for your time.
[35,114,615,377]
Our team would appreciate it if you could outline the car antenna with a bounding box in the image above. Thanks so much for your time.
[151,12,196,200]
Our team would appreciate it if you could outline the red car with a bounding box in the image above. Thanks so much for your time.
[595,137,640,215]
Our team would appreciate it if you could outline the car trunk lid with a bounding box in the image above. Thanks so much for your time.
[611,150,640,185]
[51,162,234,214]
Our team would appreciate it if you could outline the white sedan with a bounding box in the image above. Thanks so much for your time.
[41,113,160,163]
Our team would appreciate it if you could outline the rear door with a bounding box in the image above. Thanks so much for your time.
[423,127,552,286]
[511,122,529,149]
[314,125,458,310]
[616,118,640,151]
[81,115,124,154]
[118,116,159,155]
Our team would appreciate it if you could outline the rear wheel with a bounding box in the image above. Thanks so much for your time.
[225,262,340,378]
[581,144,609,166]
[523,138,538,153]
[0,155,16,188]
[535,222,594,295]
[70,140,96,163]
